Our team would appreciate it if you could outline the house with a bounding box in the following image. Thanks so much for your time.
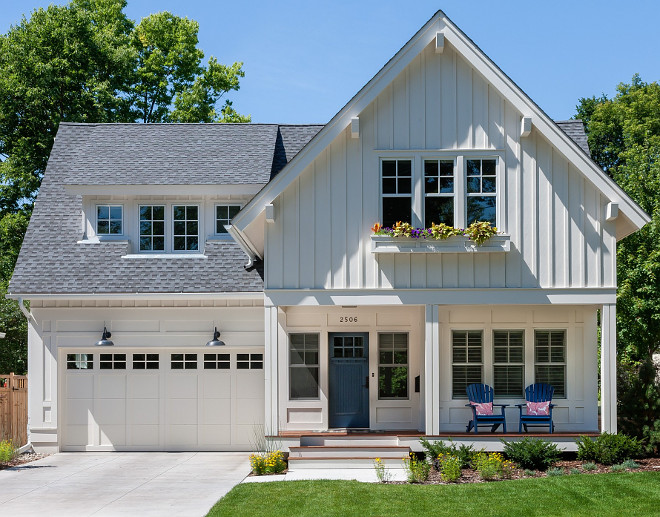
[9,11,649,453]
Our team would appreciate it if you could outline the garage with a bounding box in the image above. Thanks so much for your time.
[61,348,265,451]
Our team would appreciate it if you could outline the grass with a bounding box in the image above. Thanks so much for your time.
[207,472,660,517]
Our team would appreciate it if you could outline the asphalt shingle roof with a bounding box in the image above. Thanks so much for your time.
[555,120,590,156]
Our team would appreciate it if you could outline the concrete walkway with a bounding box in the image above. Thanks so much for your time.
[0,452,251,516]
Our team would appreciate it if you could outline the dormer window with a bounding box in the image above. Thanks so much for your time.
[139,205,165,251]
[216,205,241,234]
[173,205,199,251]
[96,205,123,235]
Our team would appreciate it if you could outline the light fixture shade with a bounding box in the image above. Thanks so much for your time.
[95,326,114,346]
[206,327,225,346]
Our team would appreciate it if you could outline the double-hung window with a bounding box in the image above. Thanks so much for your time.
[139,205,165,251]
[424,160,455,227]
[172,205,199,251]
[96,205,123,235]
[534,330,566,398]
[378,333,408,399]
[381,159,412,227]
[452,330,483,398]
[466,158,497,225]
[493,330,524,397]
[289,333,319,399]
[216,205,241,234]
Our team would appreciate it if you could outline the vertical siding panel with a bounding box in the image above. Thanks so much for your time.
[298,168,315,287]
[503,102,520,287]
[410,255,427,288]
[362,104,378,288]
[378,254,394,288]
[409,54,425,149]
[346,129,362,289]
[602,197,616,287]
[425,46,441,148]
[442,254,458,288]
[314,153,331,288]
[392,72,408,149]
[394,254,411,288]
[458,254,474,288]
[488,87,504,150]
[282,181,299,288]
[472,71,487,148]
[536,137,552,287]
[584,183,601,287]
[426,254,443,288]
[553,150,569,287]
[377,87,393,149]
[456,57,472,148]
[330,139,347,288]
[441,47,457,149]
[474,254,489,287]
[266,199,283,288]
[568,166,585,287]
[520,123,537,287]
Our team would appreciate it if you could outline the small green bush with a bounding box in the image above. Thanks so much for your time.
[610,464,626,472]
[523,469,536,477]
[420,437,481,469]
[437,454,462,482]
[575,433,643,465]
[0,440,16,463]
[546,467,564,476]
[582,462,598,471]
[621,459,640,469]
[569,468,581,475]
[403,454,431,483]
[501,438,562,471]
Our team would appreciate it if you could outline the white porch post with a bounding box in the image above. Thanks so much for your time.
[424,304,439,435]
[601,303,617,433]
[264,306,279,436]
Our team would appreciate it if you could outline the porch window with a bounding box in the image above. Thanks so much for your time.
[378,333,408,399]
[493,330,524,397]
[452,330,482,398]
[381,159,412,227]
[534,330,566,398]
[424,160,455,227]
[289,333,319,399]
[466,159,497,225]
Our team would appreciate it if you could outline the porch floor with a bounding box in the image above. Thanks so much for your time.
[277,430,600,438]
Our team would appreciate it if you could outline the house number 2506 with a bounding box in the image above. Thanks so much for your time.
[340,316,358,323]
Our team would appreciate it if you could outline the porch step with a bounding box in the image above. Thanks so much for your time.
[289,445,410,459]
[287,456,408,471]
[300,435,401,447]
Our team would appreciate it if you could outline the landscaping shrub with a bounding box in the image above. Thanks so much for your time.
[420,437,481,468]
[575,433,643,465]
[403,454,430,483]
[437,454,462,482]
[249,450,286,475]
[610,464,626,472]
[472,452,515,481]
[501,437,562,471]
[0,440,16,463]
[582,462,597,471]
[570,468,581,475]
[523,469,536,477]
[621,459,640,469]
[546,467,564,476]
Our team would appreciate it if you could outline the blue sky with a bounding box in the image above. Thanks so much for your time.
[2,0,659,123]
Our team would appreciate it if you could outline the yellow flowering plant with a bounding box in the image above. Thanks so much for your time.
[249,450,287,475]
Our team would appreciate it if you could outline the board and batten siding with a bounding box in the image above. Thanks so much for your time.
[265,41,616,290]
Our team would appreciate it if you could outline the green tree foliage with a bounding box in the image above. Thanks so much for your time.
[576,75,660,446]
[0,0,249,374]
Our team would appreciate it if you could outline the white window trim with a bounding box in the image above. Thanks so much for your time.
[451,329,484,399]
[534,328,567,399]
[464,156,500,228]
[380,157,414,227]
[288,333,321,401]
[214,203,243,237]
[423,157,457,227]
[377,332,410,401]
[95,203,124,237]
[171,204,201,254]
[492,329,525,398]
[137,204,166,253]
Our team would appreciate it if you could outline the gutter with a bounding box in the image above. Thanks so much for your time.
[226,225,262,269]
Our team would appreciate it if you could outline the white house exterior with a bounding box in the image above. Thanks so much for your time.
[9,11,648,453]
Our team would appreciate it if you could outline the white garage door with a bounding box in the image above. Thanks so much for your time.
[62,349,265,451]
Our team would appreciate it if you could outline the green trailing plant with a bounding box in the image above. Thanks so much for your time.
[464,221,498,245]
[429,222,463,240]
[620,459,640,469]
[403,453,430,483]
[570,468,581,475]
[575,433,643,465]
[501,438,562,471]
[610,463,627,472]
[582,462,598,471]
[546,467,564,477]
[437,454,462,482]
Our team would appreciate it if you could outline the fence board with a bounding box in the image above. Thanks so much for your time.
[0,373,28,447]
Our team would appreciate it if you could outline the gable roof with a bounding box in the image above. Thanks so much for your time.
[231,10,649,239]
[555,120,590,156]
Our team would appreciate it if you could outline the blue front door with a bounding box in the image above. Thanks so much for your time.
[329,333,369,428]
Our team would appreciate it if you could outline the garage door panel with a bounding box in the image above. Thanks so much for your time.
[202,375,231,398]
[127,374,159,399]
[232,424,258,446]
[65,424,91,446]
[94,398,125,424]
[166,425,198,447]
[128,398,159,425]
[236,374,263,399]
[166,399,197,424]
[99,424,126,446]
[96,375,126,398]
[236,398,264,425]
[67,375,94,398]
[66,399,93,425]
[128,425,160,446]
[199,425,231,445]
[166,375,198,399]
[201,398,231,425]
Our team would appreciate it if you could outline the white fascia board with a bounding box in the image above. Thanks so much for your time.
[233,10,649,236]
[263,288,616,307]
[226,224,263,262]
[5,292,264,301]
[232,13,444,231]
[64,184,264,196]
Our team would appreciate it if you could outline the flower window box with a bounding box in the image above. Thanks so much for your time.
[370,234,510,253]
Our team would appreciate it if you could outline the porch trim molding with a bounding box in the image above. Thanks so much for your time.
[601,303,617,433]
[264,288,616,307]
[424,305,440,435]
[264,306,279,436]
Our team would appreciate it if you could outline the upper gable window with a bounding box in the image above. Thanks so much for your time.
[172,205,199,251]
[96,205,123,235]
[216,205,241,234]
[139,205,165,251]
[381,159,412,227]
[466,159,497,225]
[424,160,455,227]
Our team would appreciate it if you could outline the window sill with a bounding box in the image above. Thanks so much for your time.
[370,234,510,253]
[121,253,207,259]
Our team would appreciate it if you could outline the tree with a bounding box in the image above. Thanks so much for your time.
[576,75,660,450]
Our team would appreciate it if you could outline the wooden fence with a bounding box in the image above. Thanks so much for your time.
[0,373,28,446]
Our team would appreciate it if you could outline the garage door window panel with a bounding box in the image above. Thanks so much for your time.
[171,353,197,369]
[237,354,263,369]
[133,353,159,369]
[67,353,93,370]
[100,354,126,370]
[204,353,230,369]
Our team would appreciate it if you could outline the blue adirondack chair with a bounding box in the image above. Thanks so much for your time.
[517,383,555,433]
[465,383,508,434]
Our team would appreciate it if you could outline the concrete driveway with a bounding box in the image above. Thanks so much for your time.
[0,452,251,516]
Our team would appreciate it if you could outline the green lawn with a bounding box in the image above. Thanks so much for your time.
[208,472,660,517]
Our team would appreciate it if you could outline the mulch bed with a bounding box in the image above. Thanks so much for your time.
[0,452,49,471]
[393,458,660,484]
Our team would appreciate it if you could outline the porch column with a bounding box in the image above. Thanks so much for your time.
[601,303,617,433]
[424,304,440,435]
[264,306,279,436]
